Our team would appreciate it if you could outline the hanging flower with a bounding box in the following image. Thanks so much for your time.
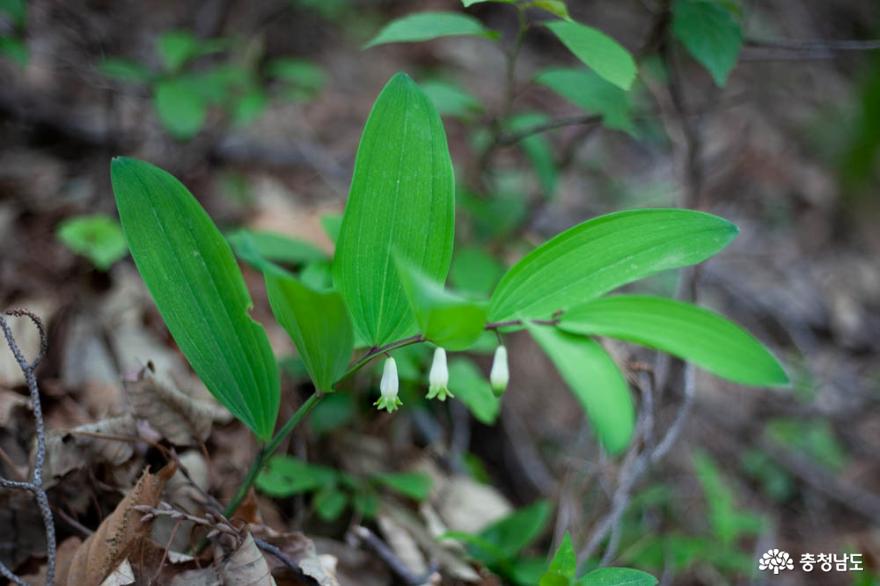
[427,347,453,401]
[490,345,509,396]
[374,357,402,412]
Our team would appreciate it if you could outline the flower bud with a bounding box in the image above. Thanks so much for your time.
[427,347,453,401]
[490,345,509,396]
[374,357,402,412]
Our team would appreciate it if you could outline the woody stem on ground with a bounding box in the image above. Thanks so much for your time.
[225,316,560,516]
[0,310,56,586]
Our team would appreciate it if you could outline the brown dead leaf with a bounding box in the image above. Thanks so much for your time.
[218,532,277,586]
[42,414,138,487]
[19,536,82,585]
[0,388,27,426]
[170,566,222,586]
[124,364,230,446]
[258,532,339,586]
[58,463,176,586]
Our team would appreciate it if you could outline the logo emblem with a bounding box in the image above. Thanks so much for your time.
[759,549,794,574]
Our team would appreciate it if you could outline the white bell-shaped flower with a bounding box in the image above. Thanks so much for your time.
[374,357,402,412]
[490,345,509,396]
[427,347,453,401]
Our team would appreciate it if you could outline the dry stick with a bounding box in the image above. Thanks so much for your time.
[0,310,56,586]
[349,526,439,586]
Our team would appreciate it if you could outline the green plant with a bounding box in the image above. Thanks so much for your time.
[0,0,27,66]
[99,30,326,139]
[110,70,785,582]
[56,214,128,270]
[254,455,431,522]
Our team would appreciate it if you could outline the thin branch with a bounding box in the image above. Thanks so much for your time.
[743,37,880,61]
[349,526,439,586]
[0,310,56,586]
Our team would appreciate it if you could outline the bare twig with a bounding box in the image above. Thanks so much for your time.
[743,37,880,61]
[0,310,56,586]
[349,526,439,586]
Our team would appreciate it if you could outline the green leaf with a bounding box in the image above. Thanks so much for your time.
[545,20,637,90]
[529,0,571,20]
[540,534,576,586]
[99,57,153,83]
[560,296,788,387]
[56,214,128,270]
[256,455,337,497]
[333,73,455,346]
[480,500,551,560]
[264,268,354,392]
[528,326,634,454]
[448,358,500,424]
[692,450,763,547]
[507,113,558,196]
[0,36,27,66]
[672,0,742,87]
[365,12,494,48]
[314,487,349,521]
[352,487,379,518]
[373,472,432,501]
[228,229,327,268]
[536,67,635,134]
[0,0,26,27]
[308,393,356,435]
[450,247,504,297]
[110,157,280,439]
[320,214,342,244]
[396,258,487,350]
[420,80,482,119]
[154,78,208,139]
[488,209,738,322]
[157,30,207,72]
[267,58,326,91]
[576,567,657,586]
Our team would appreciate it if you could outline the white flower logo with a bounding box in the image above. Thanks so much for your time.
[759,549,794,574]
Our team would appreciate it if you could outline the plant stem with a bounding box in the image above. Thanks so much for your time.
[223,391,324,518]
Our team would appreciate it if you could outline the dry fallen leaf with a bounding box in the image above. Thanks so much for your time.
[42,414,138,487]
[218,532,277,586]
[259,532,340,586]
[124,363,230,446]
[58,462,176,585]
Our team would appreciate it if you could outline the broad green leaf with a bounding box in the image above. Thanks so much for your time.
[507,113,558,196]
[365,12,494,48]
[352,487,379,518]
[480,500,551,560]
[373,472,432,501]
[333,73,455,346]
[536,67,635,134]
[314,487,349,521]
[396,258,487,350]
[300,260,333,290]
[110,158,280,440]
[232,87,267,126]
[545,20,637,90]
[766,419,848,472]
[672,0,742,87]
[267,58,326,90]
[560,296,788,387]
[448,358,500,424]
[450,247,504,297]
[529,0,571,20]
[264,268,353,392]
[154,78,208,139]
[577,567,657,586]
[99,57,153,83]
[528,325,633,454]
[56,214,128,270]
[256,455,337,497]
[540,534,576,586]
[228,229,327,268]
[489,209,738,322]
[421,80,482,119]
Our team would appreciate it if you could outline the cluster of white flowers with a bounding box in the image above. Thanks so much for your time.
[374,344,510,413]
